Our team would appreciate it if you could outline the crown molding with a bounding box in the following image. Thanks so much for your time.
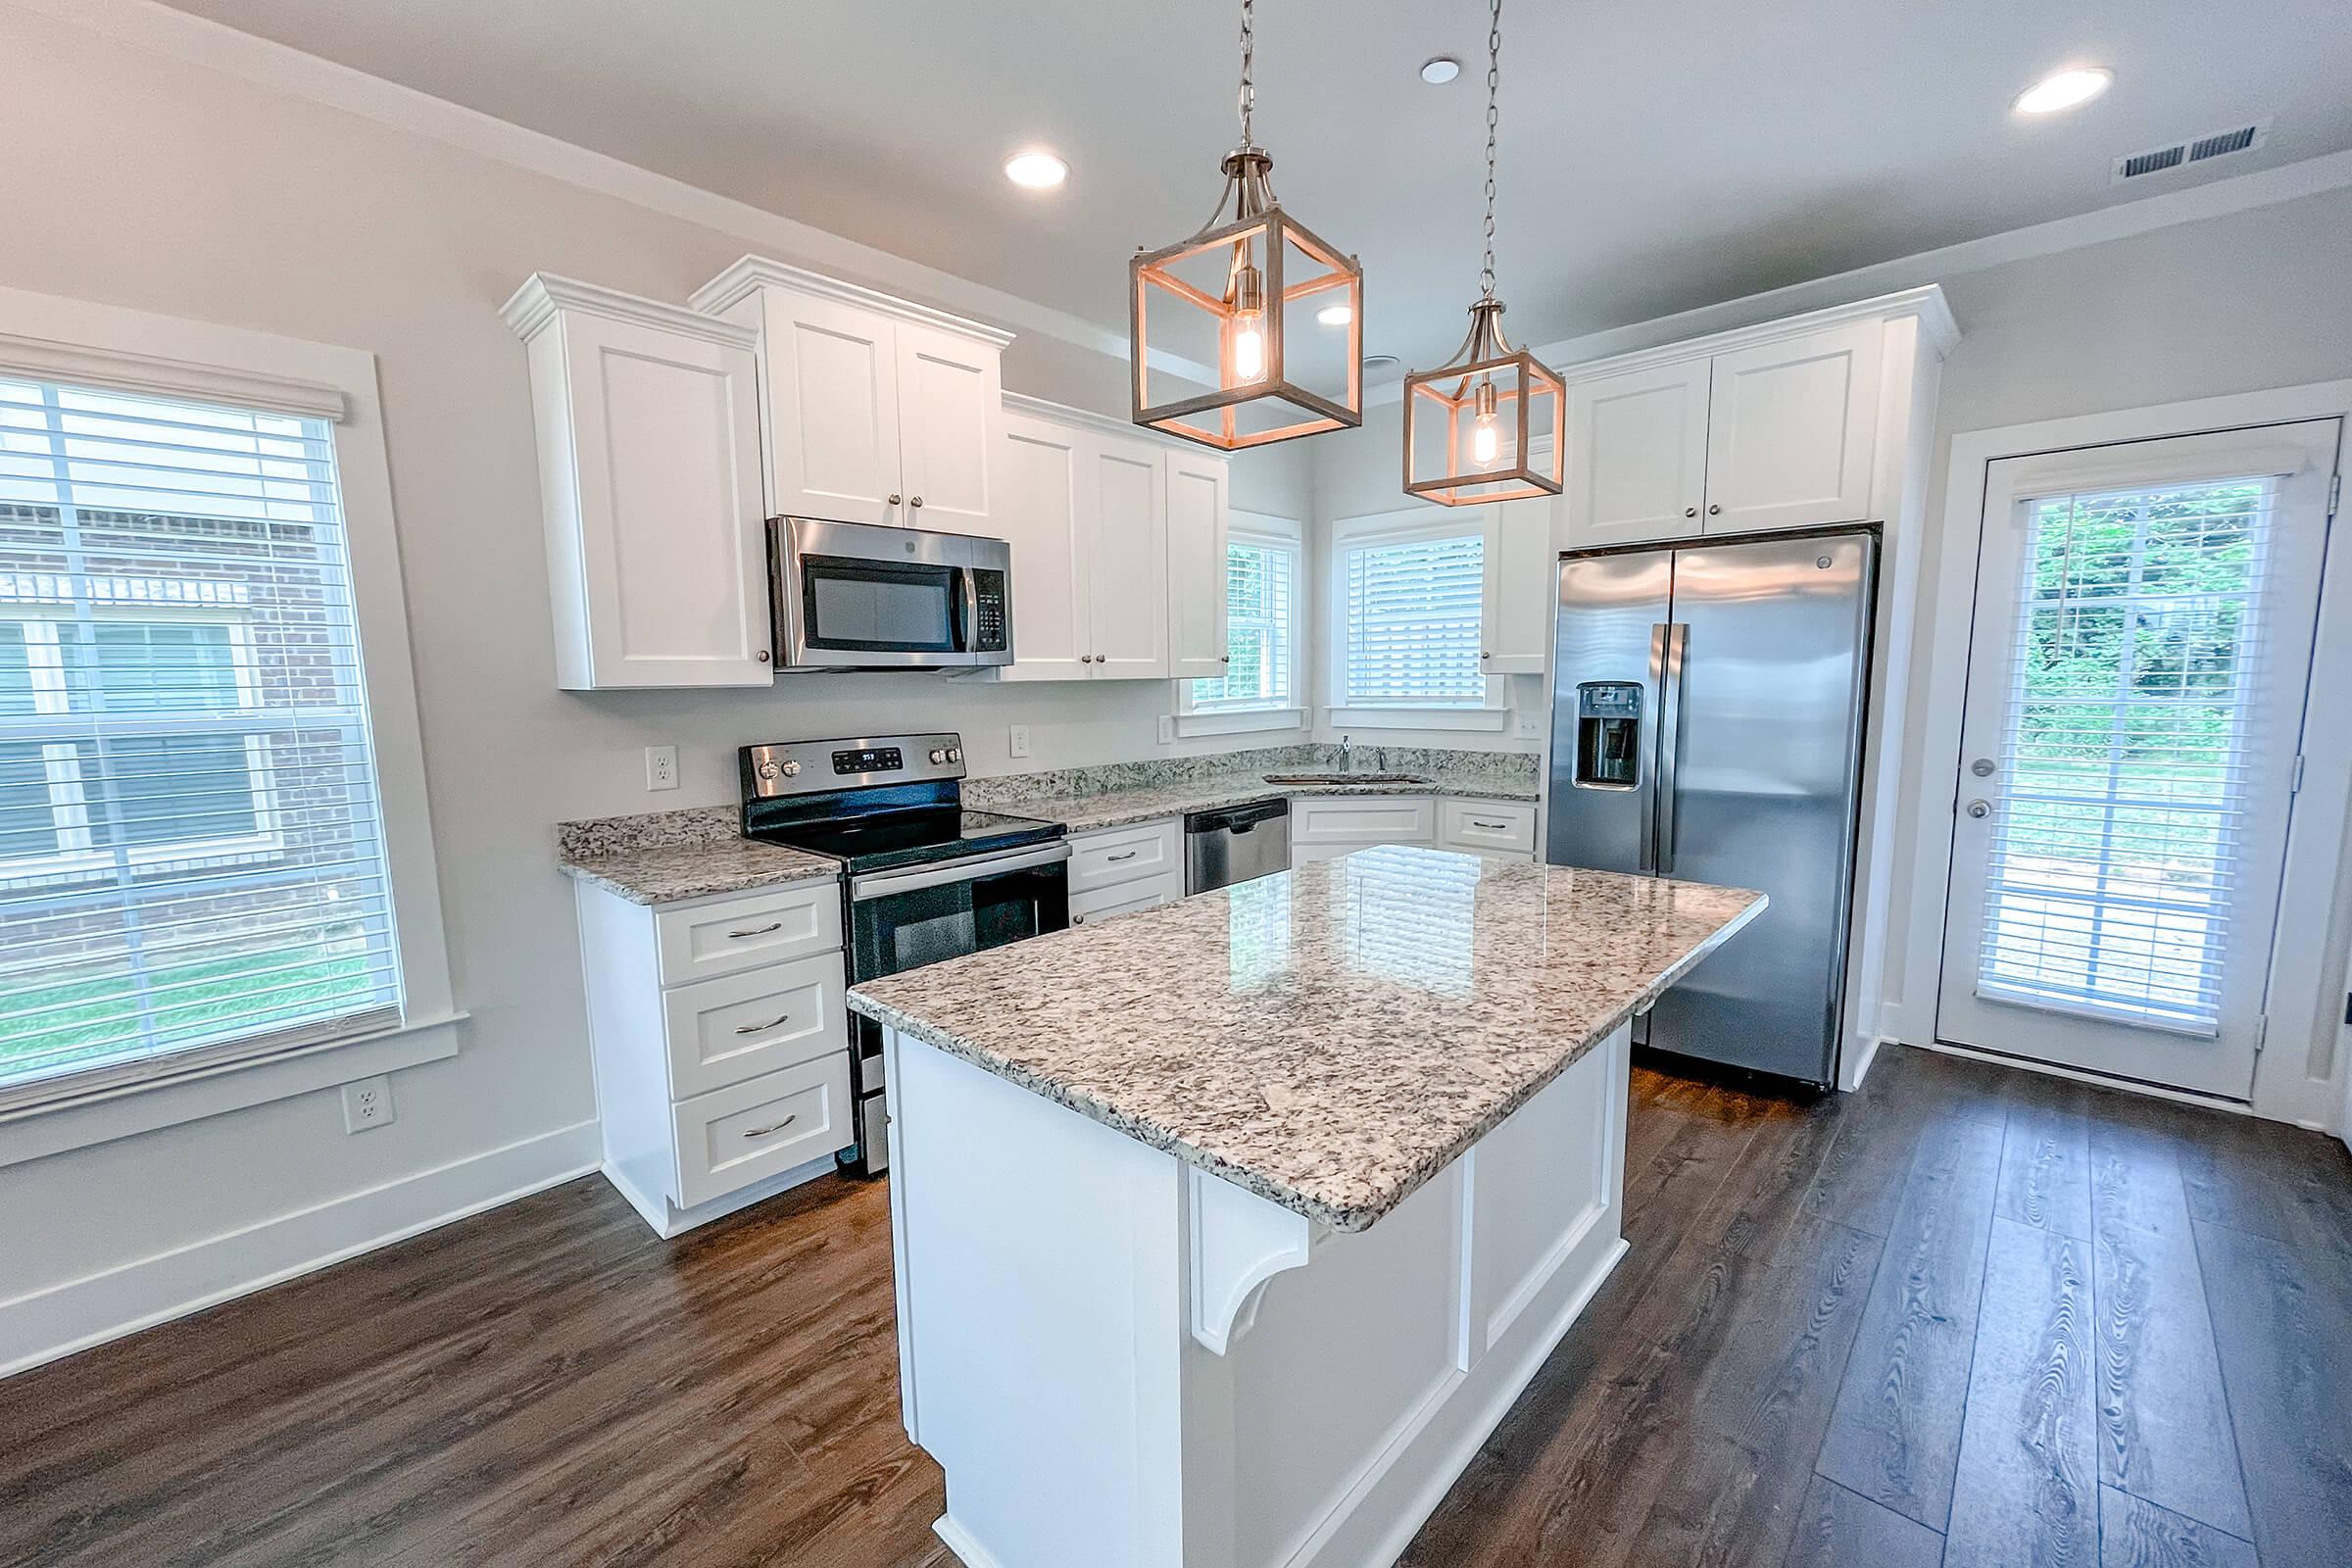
[690,256,1015,348]
[1003,389,1232,454]
[499,272,760,349]
[1552,284,1960,385]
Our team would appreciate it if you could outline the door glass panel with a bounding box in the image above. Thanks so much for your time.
[1978,476,2276,1034]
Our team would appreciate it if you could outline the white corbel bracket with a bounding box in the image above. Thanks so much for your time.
[1187,1166,1326,1355]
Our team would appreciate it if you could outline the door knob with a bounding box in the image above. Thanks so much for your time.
[1965,800,1990,819]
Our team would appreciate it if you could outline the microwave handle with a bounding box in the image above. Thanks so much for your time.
[956,565,979,653]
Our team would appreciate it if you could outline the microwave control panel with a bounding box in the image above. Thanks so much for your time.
[969,569,1008,653]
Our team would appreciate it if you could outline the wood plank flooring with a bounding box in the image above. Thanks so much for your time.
[3,1043,2347,1567]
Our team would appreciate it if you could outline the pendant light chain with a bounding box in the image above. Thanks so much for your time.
[1238,0,1256,150]
[1480,0,1502,301]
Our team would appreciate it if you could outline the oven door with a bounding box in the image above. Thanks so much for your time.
[839,840,1070,1175]
[773,515,973,668]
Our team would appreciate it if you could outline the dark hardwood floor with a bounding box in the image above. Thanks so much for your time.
[3,1043,2347,1567]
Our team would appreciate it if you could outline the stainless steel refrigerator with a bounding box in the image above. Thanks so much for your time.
[1546,527,1877,1086]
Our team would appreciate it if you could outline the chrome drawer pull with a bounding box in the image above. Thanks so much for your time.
[726,921,784,939]
[1471,818,1508,830]
[733,1012,793,1035]
[1104,850,1139,862]
[742,1114,798,1139]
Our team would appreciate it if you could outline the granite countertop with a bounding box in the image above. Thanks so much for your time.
[556,805,837,906]
[985,772,1542,834]
[848,847,1765,1232]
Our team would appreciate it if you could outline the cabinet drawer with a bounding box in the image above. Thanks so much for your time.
[1290,796,1435,846]
[1438,799,1538,857]
[654,880,841,986]
[1068,818,1181,894]
[1069,872,1183,927]
[661,952,848,1099]
[671,1053,853,1209]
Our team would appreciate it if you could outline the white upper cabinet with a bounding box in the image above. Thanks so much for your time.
[1701,319,1882,534]
[1090,439,1172,679]
[1563,360,1712,548]
[997,411,1092,680]
[1482,494,1556,676]
[1163,449,1231,681]
[1558,294,1952,551]
[504,274,771,690]
[691,258,1011,535]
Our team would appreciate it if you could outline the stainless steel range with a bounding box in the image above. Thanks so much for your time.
[740,732,1068,1175]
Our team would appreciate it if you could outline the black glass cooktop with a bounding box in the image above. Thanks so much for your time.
[748,806,1064,874]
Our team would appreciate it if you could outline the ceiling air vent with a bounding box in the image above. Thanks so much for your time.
[2112,121,2270,184]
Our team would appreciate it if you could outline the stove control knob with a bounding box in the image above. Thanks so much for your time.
[756,760,780,780]
[778,760,801,778]
[929,748,949,764]
[946,747,962,763]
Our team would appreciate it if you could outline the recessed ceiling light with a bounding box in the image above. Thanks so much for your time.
[1316,303,1354,326]
[2013,66,2112,116]
[1420,57,1461,85]
[1364,354,1401,370]
[1003,150,1068,189]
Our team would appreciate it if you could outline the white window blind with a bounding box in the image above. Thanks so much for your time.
[1190,537,1297,710]
[1977,475,2278,1034]
[0,376,402,1100]
[1340,530,1485,707]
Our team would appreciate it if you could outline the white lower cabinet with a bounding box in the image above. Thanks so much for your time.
[1292,795,1537,867]
[576,876,854,1237]
[1437,798,1539,858]
[1067,818,1184,925]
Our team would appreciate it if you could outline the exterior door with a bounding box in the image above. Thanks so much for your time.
[1562,360,1711,548]
[1701,321,1881,534]
[1937,420,2340,1097]
[894,319,1004,536]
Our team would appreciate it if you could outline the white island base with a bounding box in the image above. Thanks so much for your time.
[881,1022,1633,1568]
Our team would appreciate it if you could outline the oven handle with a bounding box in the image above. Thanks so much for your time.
[850,840,1072,902]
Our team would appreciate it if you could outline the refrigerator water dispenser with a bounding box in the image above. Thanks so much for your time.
[1572,681,1643,789]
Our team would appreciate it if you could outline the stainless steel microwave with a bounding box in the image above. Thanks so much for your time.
[767,515,1012,670]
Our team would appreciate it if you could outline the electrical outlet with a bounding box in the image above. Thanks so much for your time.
[1007,724,1031,760]
[645,745,678,791]
[1157,715,1175,745]
[342,1074,394,1133]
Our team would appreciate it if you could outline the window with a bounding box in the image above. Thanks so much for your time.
[1190,535,1298,710]
[1336,525,1487,709]
[0,376,404,1099]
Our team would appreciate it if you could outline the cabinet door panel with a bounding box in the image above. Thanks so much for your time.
[1087,436,1170,678]
[558,314,769,687]
[896,321,1004,536]
[996,412,1092,680]
[1563,361,1710,548]
[1484,495,1556,676]
[762,294,904,526]
[1702,321,1882,533]
[1164,449,1231,680]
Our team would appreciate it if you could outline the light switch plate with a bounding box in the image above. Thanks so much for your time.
[1515,710,1544,740]
[1156,715,1175,745]
[1007,724,1031,760]
[645,745,678,790]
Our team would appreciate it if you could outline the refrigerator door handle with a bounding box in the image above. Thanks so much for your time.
[1641,623,1668,872]
[1654,622,1690,874]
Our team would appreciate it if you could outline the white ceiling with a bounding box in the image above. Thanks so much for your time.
[155,0,2352,368]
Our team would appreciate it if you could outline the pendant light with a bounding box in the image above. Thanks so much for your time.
[1131,0,1364,450]
[1402,0,1563,505]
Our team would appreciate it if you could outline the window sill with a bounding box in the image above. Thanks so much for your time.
[1172,706,1307,738]
[0,1009,467,1170]
[1325,706,1511,733]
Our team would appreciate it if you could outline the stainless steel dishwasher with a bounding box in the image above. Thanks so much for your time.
[1183,798,1292,894]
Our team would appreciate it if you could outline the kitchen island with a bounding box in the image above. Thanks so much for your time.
[849,846,1764,1568]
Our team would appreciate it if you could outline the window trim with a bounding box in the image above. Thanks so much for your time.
[1174,509,1308,738]
[1324,508,1505,728]
[0,283,457,1136]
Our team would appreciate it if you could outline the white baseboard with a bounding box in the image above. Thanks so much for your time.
[1838,1033,1886,1093]
[600,1152,841,1240]
[0,1117,601,1378]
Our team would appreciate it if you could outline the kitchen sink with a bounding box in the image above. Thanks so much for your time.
[1261,772,1432,786]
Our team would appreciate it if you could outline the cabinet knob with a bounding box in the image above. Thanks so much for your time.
[1684,507,1697,518]
[1080,653,1094,663]
[889,493,904,506]
[756,649,771,662]
[909,495,924,509]
[1707,503,1722,515]
[1220,655,1231,662]
[1480,651,1493,661]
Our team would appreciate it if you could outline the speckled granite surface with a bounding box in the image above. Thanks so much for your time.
[850,847,1764,1232]
[991,773,1536,834]
[556,806,836,905]
[967,745,1539,833]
